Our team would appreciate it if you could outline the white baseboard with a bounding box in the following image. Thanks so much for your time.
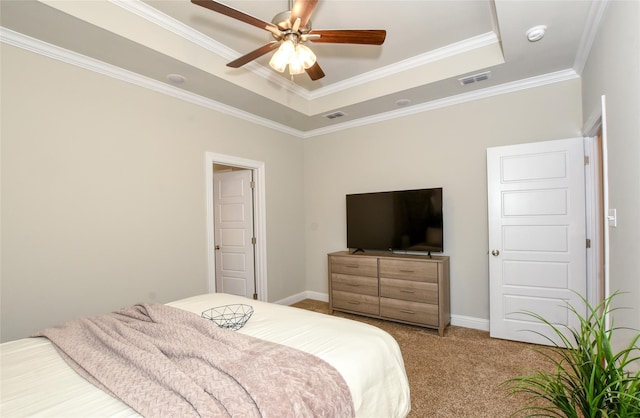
[450,314,490,332]
[277,291,489,332]
[274,291,328,306]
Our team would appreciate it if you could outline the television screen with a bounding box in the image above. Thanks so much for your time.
[346,188,443,253]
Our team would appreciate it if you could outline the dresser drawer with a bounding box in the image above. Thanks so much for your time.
[379,259,438,282]
[332,290,380,316]
[380,278,437,304]
[330,255,378,277]
[332,273,378,296]
[380,297,438,326]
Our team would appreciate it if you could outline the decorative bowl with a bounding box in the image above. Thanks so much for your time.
[201,304,254,330]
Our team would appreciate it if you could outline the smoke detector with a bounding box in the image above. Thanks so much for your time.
[526,25,547,42]
[166,73,186,84]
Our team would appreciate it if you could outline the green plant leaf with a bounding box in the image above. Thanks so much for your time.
[504,291,640,417]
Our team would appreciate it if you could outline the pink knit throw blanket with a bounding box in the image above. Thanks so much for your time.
[36,303,354,418]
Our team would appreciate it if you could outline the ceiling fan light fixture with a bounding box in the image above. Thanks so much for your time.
[269,39,295,72]
[296,44,316,69]
[191,0,387,81]
[269,52,287,72]
[269,38,317,75]
[289,58,305,75]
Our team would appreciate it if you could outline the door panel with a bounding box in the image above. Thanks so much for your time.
[220,228,245,246]
[503,295,570,325]
[487,138,587,346]
[503,225,568,252]
[503,261,569,288]
[502,189,568,216]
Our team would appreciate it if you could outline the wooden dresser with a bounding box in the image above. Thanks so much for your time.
[328,251,450,336]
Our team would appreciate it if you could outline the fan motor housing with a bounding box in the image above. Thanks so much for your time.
[271,10,311,34]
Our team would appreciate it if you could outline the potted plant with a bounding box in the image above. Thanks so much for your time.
[505,292,640,417]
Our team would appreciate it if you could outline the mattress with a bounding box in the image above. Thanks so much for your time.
[1,293,411,417]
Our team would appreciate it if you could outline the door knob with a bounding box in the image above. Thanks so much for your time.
[491,249,500,256]
[215,245,220,250]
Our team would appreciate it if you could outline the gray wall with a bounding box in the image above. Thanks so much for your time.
[2,1,639,346]
[303,80,583,323]
[1,44,306,342]
[581,0,640,344]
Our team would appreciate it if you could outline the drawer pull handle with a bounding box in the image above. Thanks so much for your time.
[346,265,359,268]
[347,283,360,287]
[348,301,360,305]
[399,269,415,273]
[400,290,415,293]
[399,310,415,314]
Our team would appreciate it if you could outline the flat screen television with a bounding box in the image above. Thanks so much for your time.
[346,188,443,254]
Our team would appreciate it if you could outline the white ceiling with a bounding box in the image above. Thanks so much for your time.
[1,0,600,136]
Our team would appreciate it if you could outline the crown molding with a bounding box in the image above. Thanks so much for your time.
[110,0,235,60]
[110,0,309,98]
[301,69,579,138]
[0,27,302,137]
[110,0,500,102]
[2,27,579,140]
[573,0,609,75]
[307,32,499,100]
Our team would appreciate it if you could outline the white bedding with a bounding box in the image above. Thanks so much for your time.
[1,293,410,417]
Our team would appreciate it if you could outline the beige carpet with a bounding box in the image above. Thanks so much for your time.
[291,299,552,418]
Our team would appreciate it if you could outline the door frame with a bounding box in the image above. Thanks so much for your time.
[583,94,610,310]
[205,152,268,301]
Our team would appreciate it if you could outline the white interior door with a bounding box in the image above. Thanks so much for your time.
[213,169,256,299]
[487,138,587,346]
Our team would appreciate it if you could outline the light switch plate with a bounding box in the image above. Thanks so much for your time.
[608,208,617,227]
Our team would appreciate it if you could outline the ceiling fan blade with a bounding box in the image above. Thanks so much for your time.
[309,29,387,45]
[227,42,281,68]
[305,61,325,81]
[290,0,318,29]
[191,0,280,34]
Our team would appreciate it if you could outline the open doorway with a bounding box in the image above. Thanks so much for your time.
[205,153,268,301]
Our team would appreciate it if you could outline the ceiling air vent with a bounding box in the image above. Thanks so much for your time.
[458,71,491,86]
[323,111,347,120]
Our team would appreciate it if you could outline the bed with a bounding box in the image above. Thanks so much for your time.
[1,293,411,417]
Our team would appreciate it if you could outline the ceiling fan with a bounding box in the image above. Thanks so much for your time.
[191,0,387,81]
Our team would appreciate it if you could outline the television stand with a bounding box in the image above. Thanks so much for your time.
[351,248,365,254]
[328,251,450,336]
